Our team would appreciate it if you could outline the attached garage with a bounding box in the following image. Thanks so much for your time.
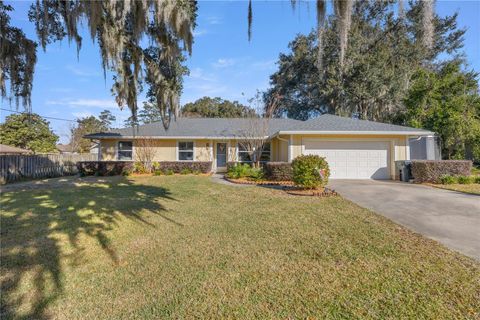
[303,139,391,179]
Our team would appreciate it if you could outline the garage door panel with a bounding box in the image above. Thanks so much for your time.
[303,140,390,180]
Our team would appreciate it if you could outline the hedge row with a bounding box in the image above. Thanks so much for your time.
[264,162,293,181]
[155,161,212,174]
[411,160,472,183]
[78,161,212,176]
[77,161,133,176]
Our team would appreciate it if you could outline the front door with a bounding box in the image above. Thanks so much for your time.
[216,143,227,171]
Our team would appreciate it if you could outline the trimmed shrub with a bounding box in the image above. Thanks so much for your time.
[133,161,148,174]
[474,176,480,184]
[411,160,472,183]
[291,155,330,189]
[156,161,212,174]
[264,162,293,181]
[180,168,192,175]
[226,163,264,180]
[77,161,133,176]
[457,175,473,184]
[439,175,457,185]
[226,163,252,179]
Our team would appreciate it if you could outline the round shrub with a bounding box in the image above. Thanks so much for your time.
[291,155,330,189]
[440,174,457,185]
[457,175,473,184]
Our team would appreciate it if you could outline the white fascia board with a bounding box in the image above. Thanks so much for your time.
[276,130,434,136]
[92,136,269,140]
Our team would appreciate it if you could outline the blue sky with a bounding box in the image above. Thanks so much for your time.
[1,1,479,143]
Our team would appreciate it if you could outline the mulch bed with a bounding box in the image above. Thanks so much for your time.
[283,186,338,197]
[225,177,294,186]
[225,177,337,197]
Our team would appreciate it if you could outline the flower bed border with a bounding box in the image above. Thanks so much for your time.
[225,177,294,186]
[283,187,338,197]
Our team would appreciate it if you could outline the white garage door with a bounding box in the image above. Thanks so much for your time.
[303,140,390,179]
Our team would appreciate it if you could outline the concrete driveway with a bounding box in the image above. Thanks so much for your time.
[328,180,480,261]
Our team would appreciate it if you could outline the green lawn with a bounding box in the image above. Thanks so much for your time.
[1,176,479,319]
[430,183,480,195]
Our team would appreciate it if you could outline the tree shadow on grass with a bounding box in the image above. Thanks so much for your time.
[0,176,177,319]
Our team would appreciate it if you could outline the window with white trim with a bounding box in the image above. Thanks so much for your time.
[178,141,194,160]
[237,144,252,162]
[237,142,271,162]
[118,141,133,160]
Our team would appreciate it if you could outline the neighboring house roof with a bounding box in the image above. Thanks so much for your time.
[0,144,31,154]
[56,143,75,153]
[84,114,433,139]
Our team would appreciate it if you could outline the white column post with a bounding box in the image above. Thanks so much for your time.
[288,135,293,162]
[406,136,411,160]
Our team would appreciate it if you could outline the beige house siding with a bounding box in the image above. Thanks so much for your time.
[271,136,288,162]
[100,140,117,161]
[194,139,213,161]
[98,134,410,179]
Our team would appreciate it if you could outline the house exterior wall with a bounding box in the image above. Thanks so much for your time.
[134,139,177,161]
[100,140,117,161]
[99,139,232,162]
[98,134,410,178]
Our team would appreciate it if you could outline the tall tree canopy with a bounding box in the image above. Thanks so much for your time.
[98,109,116,129]
[248,0,435,68]
[1,0,197,128]
[2,0,437,129]
[0,113,58,153]
[266,1,464,121]
[181,97,257,118]
[398,61,480,160]
[70,115,108,153]
[0,2,37,110]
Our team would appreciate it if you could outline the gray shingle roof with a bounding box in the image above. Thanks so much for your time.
[85,114,433,139]
[291,114,433,133]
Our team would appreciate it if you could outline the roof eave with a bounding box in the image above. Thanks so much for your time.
[276,130,434,136]
[84,135,270,140]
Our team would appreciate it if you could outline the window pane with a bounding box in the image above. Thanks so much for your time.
[238,152,251,162]
[179,142,193,151]
[118,151,132,160]
[179,151,193,161]
[119,141,132,151]
[263,143,271,152]
[238,144,247,152]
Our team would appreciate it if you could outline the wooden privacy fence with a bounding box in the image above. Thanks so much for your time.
[0,153,97,184]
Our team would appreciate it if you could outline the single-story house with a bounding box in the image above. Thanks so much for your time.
[85,114,435,179]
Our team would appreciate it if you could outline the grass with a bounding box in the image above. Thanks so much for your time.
[430,183,480,195]
[1,176,479,319]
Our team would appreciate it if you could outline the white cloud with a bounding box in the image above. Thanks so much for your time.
[205,16,222,25]
[188,67,216,81]
[193,29,208,37]
[66,65,101,77]
[46,98,118,109]
[212,58,236,68]
[72,111,94,119]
